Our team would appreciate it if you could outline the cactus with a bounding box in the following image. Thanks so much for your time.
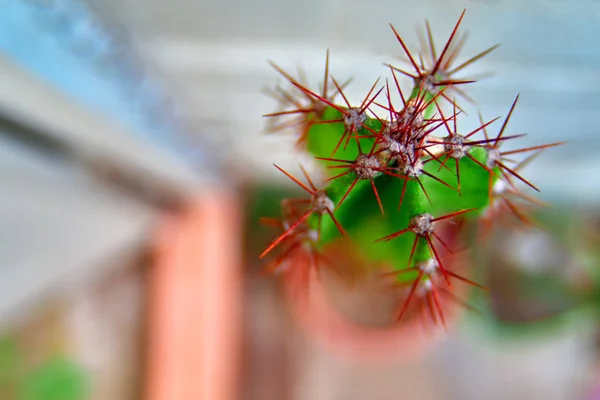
[259,9,564,328]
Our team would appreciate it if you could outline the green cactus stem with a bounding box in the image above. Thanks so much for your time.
[259,9,565,326]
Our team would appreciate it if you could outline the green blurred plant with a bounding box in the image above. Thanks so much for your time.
[0,337,88,400]
[463,207,600,339]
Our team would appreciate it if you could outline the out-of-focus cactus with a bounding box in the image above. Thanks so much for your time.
[259,9,563,328]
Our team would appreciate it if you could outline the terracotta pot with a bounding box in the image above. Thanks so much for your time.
[282,229,472,364]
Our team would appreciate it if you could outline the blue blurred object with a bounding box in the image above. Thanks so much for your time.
[0,1,203,167]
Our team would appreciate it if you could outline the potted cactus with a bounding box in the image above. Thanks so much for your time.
[258,9,563,360]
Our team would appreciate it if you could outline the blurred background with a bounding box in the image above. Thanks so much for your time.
[1,0,600,399]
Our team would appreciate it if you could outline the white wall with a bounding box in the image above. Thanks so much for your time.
[85,0,600,202]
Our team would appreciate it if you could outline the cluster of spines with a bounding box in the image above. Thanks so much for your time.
[259,9,564,329]
[263,50,352,148]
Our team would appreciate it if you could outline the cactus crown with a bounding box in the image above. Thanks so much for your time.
[259,9,564,327]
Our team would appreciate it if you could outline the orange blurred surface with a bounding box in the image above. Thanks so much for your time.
[147,190,243,400]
